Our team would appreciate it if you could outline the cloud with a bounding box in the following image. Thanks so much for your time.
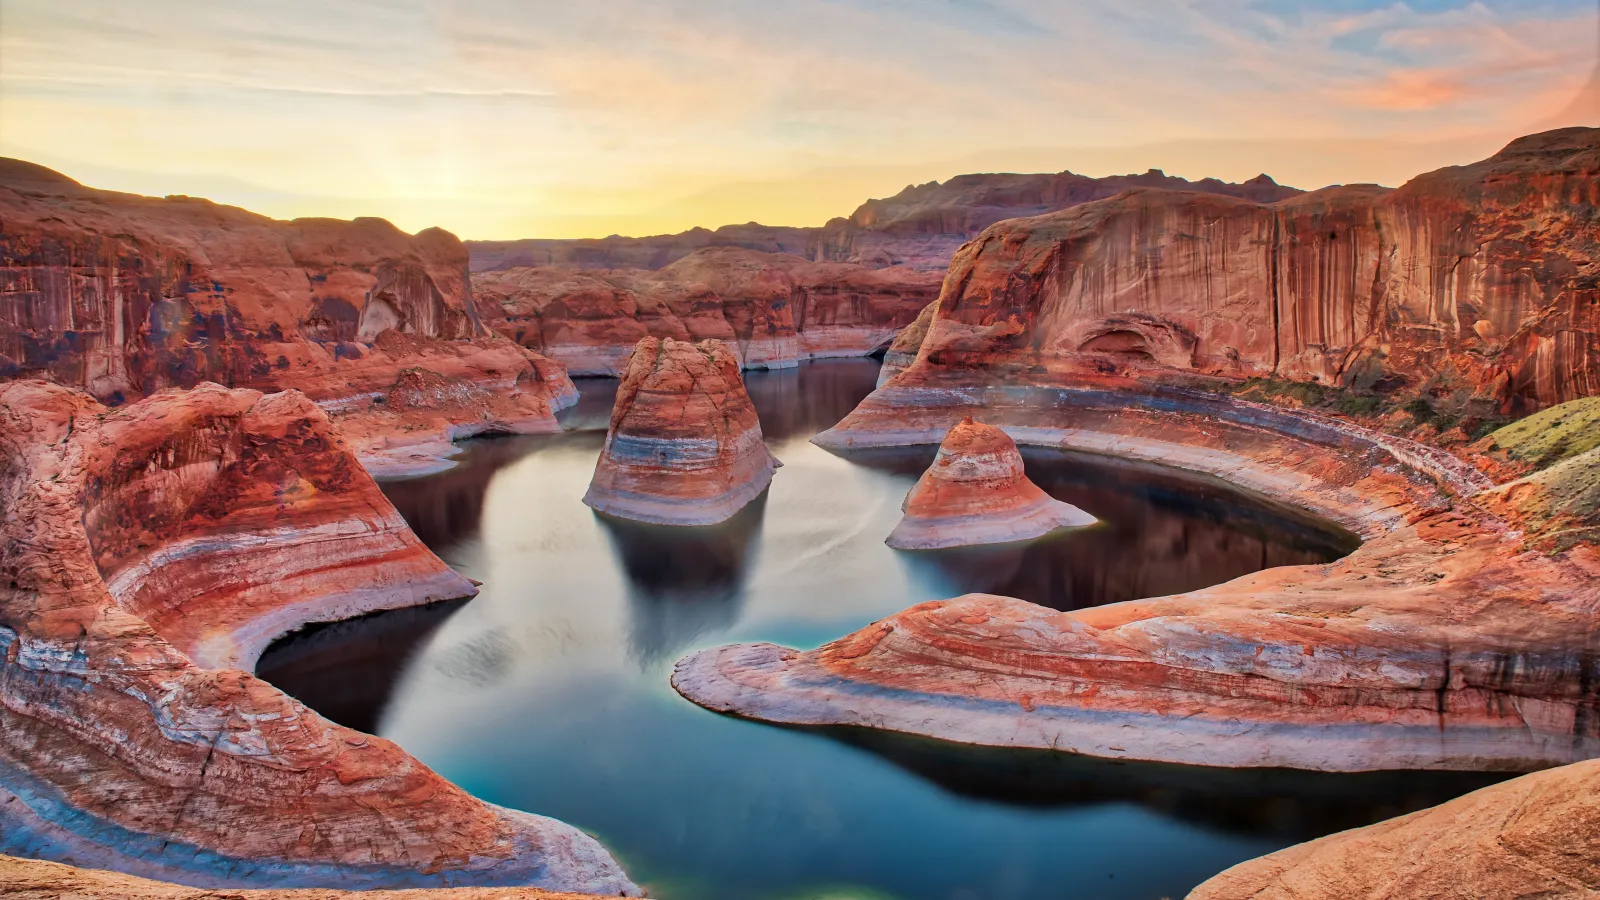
[1,0,1594,238]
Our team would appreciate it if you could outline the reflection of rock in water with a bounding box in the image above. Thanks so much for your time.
[557,377,623,432]
[851,446,1359,610]
[745,359,882,442]
[599,495,767,666]
[379,435,547,550]
[819,726,1510,842]
[255,598,469,733]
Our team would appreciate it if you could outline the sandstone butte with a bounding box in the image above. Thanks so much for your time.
[0,380,638,896]
[471,246,943,376]
[584,336,780,526]
[886,417,1096,549]
[671,128,1600,778]
[466,168,1302,273]
[0,158,578,478]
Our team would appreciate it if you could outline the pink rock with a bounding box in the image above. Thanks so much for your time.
[887,418,1095,549]
[584,337,780,525]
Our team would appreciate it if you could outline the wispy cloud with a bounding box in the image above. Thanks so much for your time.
[0,0,1593,238]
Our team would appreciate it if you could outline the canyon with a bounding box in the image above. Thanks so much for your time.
[886,417,1096,549]
[673,133,1600,783]
[0,380,637,895]
[472,248,942,375]
[584,336,780,525]
[0,159,577,477]
[1,126,1597,899]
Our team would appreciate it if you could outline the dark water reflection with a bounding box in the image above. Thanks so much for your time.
[258,358,1502,900]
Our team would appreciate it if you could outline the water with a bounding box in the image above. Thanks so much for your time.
[260,359,1502,900]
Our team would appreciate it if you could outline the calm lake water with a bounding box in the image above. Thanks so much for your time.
[260,359,1502,900]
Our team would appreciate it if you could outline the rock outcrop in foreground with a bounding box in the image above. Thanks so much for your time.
[0,854,611,900]
[584,337,779,525]
[472,247,942,375]
[0,159,576,475]
[1189,759,1600,899]
[0,380,636,895]
[887,417,1095,549]
[674,371,1600,771]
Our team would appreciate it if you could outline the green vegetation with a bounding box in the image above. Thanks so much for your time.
[1483,396,1600,470]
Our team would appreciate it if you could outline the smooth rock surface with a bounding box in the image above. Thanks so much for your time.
[674,364,1600,771]
[584,337,780,525]
[887,417,1095,549]
[0,379,637,895]
[1188,759,1600,900]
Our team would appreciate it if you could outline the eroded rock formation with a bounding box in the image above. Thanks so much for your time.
[584,337,779,525]
[1188,759,1600,899]
[472,247,942,375]
[886,417,1095,549]
[674,370,1600,771]
[0,159,577,474]
[0,380,637,895]
[879,127,1599,413]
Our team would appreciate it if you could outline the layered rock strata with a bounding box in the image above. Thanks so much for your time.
[673,366,1600,771]
[877,127,1599,412]
[467,169,1301,273]
[886,417,1095,549]
[0,159,577,474]
[0,380,637,895]
[584,337,779,525]
[1189,759,1600,899]
[0,854,613,900]
[472,247,942,375]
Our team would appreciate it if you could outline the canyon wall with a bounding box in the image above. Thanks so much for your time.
[472,247,943,375]
[0,379,636,894]
[467,170,1302,274]
[0,159,576,472]
[884,127,1599,413]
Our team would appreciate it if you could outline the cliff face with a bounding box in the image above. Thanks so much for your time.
[0,159,577,472]
[473,247,942,375]
[467,170,1303,274]
[0,380,636,894]
[886,127,1600,413]
[584,337,779,526]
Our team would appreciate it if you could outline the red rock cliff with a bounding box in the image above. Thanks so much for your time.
[0,379,637,894]
[886,128,1599,412]
[473,247,942,375]
[0,159,577,473]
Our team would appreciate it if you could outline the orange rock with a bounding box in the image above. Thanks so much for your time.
[584,337,780,525]
[473,248,942,375]
[887,418,1095,549]
[0,159,577,475]
[882,127,1598,413]
[0,379,637,894]
[1188,759,1600,899]
[676,361,1600,771]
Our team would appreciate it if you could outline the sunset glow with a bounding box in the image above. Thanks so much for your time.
[1,0,1595,238]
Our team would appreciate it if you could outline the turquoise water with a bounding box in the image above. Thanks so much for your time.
[260,359,1501,900]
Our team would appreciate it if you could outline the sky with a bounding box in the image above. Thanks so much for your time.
[1,0,1596,239]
